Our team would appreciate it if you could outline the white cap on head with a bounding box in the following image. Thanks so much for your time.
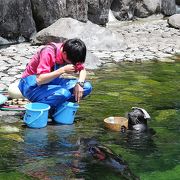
[132,107,151,119]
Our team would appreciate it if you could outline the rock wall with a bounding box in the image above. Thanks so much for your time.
[0,0,36,42]
[66,0,88,23]
[0,0,178,45]
[31,0,66,31]
[88,0,111,25]
[161,0,176,15]
[176,0,180,5]
[135,0,161,18]
[111,0,137,20]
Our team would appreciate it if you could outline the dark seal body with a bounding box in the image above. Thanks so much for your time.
[76,138,140,180]
[128,108,150,132]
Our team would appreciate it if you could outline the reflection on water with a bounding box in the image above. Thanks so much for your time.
[0,59,180,179]
[116,129,157,155]
[18,125,78,179]
[23,124,76,159]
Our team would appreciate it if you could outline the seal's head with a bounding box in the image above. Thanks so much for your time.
[128,107,151,132]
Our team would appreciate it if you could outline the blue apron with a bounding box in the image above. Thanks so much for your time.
[18,64,92,108]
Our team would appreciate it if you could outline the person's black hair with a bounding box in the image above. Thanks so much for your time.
[62,38,86,65]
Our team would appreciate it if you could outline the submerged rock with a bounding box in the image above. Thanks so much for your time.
[0,125,20,133]
[1,133,24,142]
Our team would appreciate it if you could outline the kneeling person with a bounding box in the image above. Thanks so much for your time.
[18,38,92,115]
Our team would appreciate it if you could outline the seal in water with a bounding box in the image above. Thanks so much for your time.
[128,107,151,132]
[75,138,140,180]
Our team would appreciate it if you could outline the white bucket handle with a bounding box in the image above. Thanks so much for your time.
[26,110,44,125]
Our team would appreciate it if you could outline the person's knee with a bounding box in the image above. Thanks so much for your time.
[57,88,71,99]
[47,88,71,107]
[84,82,92,96]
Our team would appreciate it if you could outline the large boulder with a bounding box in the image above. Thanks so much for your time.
[65,0,88,23]
[31,18,126,51]
[85,51,102,69]
[176,0,180,5]
[135,0,161,18]
[110,0,137,20]
[161,0,176,16]
[31,0,66,31]
[88,0,111,25]
[168,14,180,29]
[0,0,36,42]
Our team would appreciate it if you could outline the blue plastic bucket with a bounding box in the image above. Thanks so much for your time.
[53,102,79,124]
[24,103,50,128]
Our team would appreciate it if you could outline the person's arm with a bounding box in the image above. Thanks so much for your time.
[36,47,76,85]
[78,68,86,83]
[74,69,87,103]
[36,64,75,85]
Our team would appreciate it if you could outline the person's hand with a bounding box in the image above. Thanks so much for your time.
[74,83,84,103]
[62,64,75,74]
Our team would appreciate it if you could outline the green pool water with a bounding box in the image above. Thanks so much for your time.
[0,59,180,180]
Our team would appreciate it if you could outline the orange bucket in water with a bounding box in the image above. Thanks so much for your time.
[104,116,128,131]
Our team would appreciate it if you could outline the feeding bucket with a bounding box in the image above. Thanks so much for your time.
[53,102,79,124]
[24,103,50,128]
[104,117,128,131]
